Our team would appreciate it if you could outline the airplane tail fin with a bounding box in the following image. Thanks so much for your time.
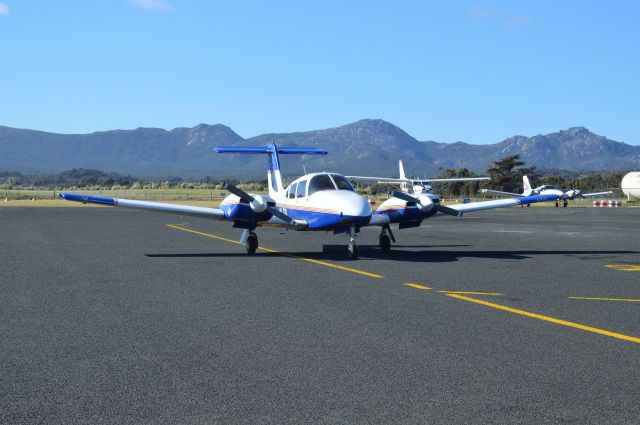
[523,176,532,194]
[399,160,408,193]
[214,144,327,198]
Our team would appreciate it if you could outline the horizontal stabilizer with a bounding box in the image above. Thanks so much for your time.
[214,146,327,155]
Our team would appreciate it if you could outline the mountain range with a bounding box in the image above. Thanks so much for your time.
[1,119,638,179]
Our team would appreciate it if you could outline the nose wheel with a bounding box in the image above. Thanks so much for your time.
[347,224,358,259]
[245,231,258,255]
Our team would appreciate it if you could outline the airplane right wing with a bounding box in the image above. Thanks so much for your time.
[60,192,227,219]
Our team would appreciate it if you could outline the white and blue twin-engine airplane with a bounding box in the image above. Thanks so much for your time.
[60,144,560,259]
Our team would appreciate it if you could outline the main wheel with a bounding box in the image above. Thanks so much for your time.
[563,200,568,208]
[348,242,358,259]
[555,201,559,207]
[379,234,391,252]
[246,232,258,255]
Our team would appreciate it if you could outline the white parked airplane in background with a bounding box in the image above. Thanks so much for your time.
[348,160,489,198]
[481,176,613,207]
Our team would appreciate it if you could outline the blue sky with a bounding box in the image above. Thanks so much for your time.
[1,1,639,144]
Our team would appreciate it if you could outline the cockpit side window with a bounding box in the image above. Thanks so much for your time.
[330,174,355,191]
[296,180,307,198]
[288,182,297,199]
[307,174,336,196]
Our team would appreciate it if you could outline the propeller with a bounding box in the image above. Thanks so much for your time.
[564,189,584,200]
[223,182,296,225]
[389,191,462,217]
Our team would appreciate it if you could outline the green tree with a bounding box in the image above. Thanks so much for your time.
[487,155,532,193]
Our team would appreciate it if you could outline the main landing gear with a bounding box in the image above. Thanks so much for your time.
[379,224,395,252]
[241,229,258,255]
[563,199,568,208]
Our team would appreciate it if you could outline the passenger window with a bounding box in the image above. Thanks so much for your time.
[288,183,297,199]
[308,174,336,196]
[296,180,307,198]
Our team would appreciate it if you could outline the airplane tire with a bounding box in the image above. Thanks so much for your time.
[246,232,258,255]
[348,242,358,260]
[563,200,568,208]
[379,234,391,252]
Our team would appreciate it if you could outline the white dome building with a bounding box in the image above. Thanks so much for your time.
[621,172,640,201]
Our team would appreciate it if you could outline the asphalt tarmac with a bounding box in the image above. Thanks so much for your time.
[1,206,639,424]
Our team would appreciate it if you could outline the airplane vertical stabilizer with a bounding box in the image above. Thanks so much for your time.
[399,160,408,193]
[214,145,328,198]
[523,176,532,194]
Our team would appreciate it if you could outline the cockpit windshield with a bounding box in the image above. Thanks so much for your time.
[308,174,336,196]
[330,174,355,192]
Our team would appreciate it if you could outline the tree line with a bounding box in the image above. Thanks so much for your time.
[0,156,627,196]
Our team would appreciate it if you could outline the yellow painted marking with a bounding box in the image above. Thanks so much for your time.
[569,297,640,303]
[606,264,640,272]
[404,283,431,290]
[446,293,640,344]
[438,291,502,296]
[166,224,383,279]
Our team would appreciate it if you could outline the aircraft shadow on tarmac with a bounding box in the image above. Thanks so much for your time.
[145,246,639,263]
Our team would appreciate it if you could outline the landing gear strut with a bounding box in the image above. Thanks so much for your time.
[347,224,358,259]
[245,231,258,255]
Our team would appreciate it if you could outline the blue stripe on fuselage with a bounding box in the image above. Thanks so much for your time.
[220,203,369,231]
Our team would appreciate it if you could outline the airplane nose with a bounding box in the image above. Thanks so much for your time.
[339,192,372,217]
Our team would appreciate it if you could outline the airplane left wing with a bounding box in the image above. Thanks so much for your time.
[479,188,523,197]
[59,192,226,219]
[348,176,490,184]
[580,191,613,197]
[447,194,559,214]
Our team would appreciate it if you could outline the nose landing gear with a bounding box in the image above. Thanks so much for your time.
[347,224,358,259]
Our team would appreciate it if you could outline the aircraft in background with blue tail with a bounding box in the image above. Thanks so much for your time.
[60,144,560,259]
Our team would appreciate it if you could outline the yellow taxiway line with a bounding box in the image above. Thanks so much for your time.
[569,296,640,303]
[437,291,503,296]
[446,293,640,344]
[403,283,431,290]
[605,264,640,271]
[166,224,384,279]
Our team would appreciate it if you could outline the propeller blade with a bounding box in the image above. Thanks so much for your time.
[223,182,254,203]
[435,204,463,217]
[266,206,296,226]
[389,191,416,202]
